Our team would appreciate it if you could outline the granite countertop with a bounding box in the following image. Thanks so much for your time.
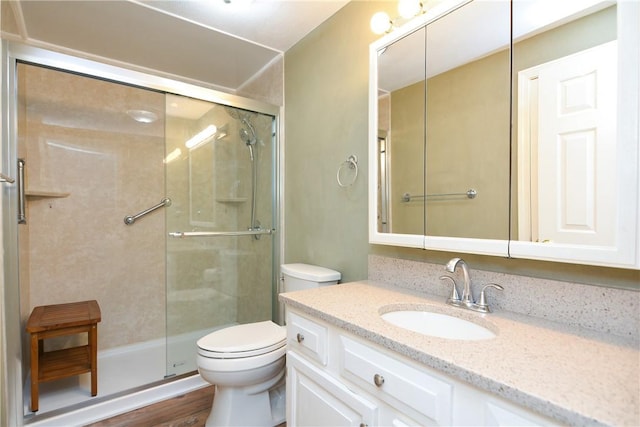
[279,281,640,427]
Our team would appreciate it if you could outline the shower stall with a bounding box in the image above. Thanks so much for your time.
[1,44,279,423]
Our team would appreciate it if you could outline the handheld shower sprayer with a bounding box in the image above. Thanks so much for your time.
[239,118,257,161]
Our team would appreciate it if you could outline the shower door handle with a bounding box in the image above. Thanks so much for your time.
[17,159,26,224]
[169,229,275,238]
[0,173,15,184]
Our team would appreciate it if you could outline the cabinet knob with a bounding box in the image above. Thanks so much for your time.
[359,424,368,427]
[296,333,304,343]
[373,373,385,387]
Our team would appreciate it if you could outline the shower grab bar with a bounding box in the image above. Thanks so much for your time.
[169,229,275,238]
[18,159,26,224]
[402,189,477,202]
[124,198,171,225]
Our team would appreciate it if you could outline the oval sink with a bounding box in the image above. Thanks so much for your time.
[381,310,496,340]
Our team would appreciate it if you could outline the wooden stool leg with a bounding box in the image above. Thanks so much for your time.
[30,333,39,412]
[90,324,98,396]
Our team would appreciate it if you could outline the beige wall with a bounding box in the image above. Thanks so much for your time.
[286,2,639,289]
[238,56,284,107]
[389,81,425,235]
[284,1,396,282]
[387,49,511,240]
[426,50,510,239]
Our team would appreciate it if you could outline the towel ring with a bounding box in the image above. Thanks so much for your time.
[337,155,358,187]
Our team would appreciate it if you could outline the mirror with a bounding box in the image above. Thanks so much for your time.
[512,1,618,244]
[369,0,511,255]
[510,0,639,268]
[376,26,426,237]
[369,0,639,268]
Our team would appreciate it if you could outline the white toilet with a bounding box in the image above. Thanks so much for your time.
[196,263,341,427]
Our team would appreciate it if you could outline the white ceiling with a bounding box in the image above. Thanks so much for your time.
[1,0,348,91]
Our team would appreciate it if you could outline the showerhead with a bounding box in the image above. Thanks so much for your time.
[239,119,257,162]
[239,118,257,146]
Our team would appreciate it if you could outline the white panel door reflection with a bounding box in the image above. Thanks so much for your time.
[518,41,617,245]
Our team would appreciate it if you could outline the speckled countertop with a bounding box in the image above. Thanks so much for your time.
[280,281,640,427]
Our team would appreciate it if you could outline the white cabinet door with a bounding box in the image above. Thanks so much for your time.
[287,351,378,427]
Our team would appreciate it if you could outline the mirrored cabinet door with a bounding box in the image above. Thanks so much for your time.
[509,0,639,268]
[378,27,426,238]
[370,24,426,248]
[369,0,510,256]
[424,0,511,240]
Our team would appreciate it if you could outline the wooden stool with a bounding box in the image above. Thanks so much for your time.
[26,300,101,412]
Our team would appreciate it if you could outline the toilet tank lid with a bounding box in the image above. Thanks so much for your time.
[281,263,341,282]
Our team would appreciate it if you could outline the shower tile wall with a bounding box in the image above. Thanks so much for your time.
[18,63,166,351]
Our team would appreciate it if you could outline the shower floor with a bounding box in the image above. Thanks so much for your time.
[23,329,213,418]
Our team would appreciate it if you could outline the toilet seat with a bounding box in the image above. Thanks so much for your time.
[197,321,286,359]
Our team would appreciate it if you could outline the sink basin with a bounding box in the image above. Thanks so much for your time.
[381,310,496,340]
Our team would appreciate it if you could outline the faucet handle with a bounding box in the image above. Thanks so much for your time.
[477,283,504,311]
[439,275,460,303]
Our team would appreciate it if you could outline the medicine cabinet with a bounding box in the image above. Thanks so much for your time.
[368,0,639,269]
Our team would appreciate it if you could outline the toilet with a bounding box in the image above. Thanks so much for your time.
[196,263,341,427]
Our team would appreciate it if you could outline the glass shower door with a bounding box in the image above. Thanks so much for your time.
[164,95,276,376]
[15,61,169,413]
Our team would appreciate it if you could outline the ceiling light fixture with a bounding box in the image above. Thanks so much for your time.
[185,124,218,149]
[222,0,254,11]
[126,109,158,124]
[370,0,426,35]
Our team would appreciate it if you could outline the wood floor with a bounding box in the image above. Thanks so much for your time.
[86,386,214,427]
[85,386,286,427]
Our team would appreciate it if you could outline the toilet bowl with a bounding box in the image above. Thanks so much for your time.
[197,321,287,427]
[196,263,341,427]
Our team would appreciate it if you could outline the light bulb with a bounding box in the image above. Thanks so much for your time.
[370,11,392,35]
[398,0,422,19]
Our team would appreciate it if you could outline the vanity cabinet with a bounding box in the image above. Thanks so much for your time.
[286,308,557,427]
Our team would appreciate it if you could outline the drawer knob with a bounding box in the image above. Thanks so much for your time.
[296,333,305,343]
[360,424,368,427]
[373,373,385,387]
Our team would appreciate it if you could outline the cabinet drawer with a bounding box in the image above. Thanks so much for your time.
[287,311,328,365]
[340,336,452,425]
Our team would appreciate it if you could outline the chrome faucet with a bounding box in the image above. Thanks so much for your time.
[445,258,473,305]
[440,257,503,313]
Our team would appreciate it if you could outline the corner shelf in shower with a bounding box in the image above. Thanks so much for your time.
[216,198,247,204]
[25,190,70,199]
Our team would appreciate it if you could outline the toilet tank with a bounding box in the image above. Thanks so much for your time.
[281,263,341,292]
